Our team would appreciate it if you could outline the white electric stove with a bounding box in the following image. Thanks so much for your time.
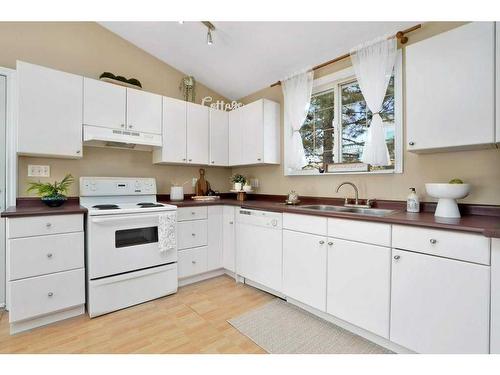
[80,177,178,318]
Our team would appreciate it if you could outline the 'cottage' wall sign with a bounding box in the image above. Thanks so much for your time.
[202,96,243,111]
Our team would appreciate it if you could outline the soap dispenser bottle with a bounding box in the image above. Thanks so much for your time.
[407,187,420,213]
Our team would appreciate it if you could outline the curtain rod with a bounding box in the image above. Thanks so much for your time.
[270,23,422,87]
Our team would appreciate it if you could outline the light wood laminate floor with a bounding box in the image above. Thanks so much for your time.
[0,275,274,354]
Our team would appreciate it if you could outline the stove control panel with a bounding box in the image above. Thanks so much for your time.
[80,177,157,196]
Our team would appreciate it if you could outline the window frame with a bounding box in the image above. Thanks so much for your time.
[284,50,403,176]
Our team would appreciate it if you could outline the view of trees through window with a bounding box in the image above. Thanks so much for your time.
[300,74,395,172]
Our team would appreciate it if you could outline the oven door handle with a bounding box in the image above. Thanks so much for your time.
[91,214,165,225]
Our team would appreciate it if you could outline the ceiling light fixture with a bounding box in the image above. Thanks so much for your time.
[178,21,184,24]
[202,21,215,46]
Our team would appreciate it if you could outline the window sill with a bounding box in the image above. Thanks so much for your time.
[284,169,401,177]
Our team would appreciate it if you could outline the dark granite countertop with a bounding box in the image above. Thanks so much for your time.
[160,198,500,238]
[1,198,87,218]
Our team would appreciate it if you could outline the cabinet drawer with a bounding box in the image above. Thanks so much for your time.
[328,218,391,247]
[9,268,85,323]
[177,220,208,249]
[177,206,208,221]
[392,225,490,265]
[8,232,84,281]
[178,246,208,278]
[283,213,327,236]
[7,214,83,239]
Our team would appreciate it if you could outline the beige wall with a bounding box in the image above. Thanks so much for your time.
[0,22,233,196]
[233,22,500,205]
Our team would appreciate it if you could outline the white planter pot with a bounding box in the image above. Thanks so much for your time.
[234,182,242,191]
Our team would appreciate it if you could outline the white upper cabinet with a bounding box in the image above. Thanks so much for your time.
[83,77,126,130]
[228,108,243,165]
[17,61,83,158]
[209,109,229,166]
[496,22,500,144]
[390,249,490,353]
[327,239,391,339]
[406,22,495,152]
[186,102,209,164]
[228,99,280,166]
[153,97,186,164]
[126,88,162,135]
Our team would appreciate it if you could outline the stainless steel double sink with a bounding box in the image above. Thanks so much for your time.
[296,204,396,217]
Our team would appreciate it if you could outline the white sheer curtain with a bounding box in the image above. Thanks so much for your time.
[282,70,314,171]
[350,36,397,166]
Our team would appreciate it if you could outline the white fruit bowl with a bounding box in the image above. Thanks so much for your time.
[425,183,471,218]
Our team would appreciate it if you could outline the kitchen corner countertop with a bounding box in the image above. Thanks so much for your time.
[1,200,88,218]
[160,198,500,238]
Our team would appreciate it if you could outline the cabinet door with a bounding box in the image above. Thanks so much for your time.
[390,249,490,353]
[83,77,126,129]
[222,206,236,272]
[496,22,500,143]
[241,101,264,164]
[126,88,162,134]
[209,109,229,166]
[156,97,187,163]
[283,230,327,311]
[186,102,209,164]
[207,206,223,271]
[228,108,242,165]
[17,61,83,158]
[406,22,495,152]
[491,238,500,353]
[327,239,390,338]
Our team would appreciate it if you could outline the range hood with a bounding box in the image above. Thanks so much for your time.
[83,125,162,151]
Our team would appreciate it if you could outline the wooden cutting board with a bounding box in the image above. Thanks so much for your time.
[195,168,210,196]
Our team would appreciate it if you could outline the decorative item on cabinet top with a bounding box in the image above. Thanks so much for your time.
[180,75,196,102]
[99,72,142,89]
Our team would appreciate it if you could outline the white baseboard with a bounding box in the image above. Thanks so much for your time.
[179,268,226,287]
[243,278,285,299]
[286,297,414,354]
[10,304,85,335]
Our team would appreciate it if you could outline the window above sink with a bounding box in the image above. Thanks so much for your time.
[284,51,403,176]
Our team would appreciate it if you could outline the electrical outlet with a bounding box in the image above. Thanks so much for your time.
[28,165,50,177]
[192,177,198,187]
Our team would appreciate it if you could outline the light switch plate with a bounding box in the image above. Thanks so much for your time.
[28,165,50,177]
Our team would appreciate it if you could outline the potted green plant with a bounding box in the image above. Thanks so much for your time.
[27,174,75,207]
[230,174,246,191]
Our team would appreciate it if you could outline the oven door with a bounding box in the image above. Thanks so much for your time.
[88,212,177,279]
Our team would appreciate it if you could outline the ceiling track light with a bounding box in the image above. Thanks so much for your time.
[202,21,215,45]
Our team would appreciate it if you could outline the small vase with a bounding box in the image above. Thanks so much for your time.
[234,182,242,191]
[243,184,252,192]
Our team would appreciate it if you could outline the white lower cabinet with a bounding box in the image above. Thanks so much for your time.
[390,249,490,353]
[327,239,391,339]
[178,247,208,278]
[283,230,327,311]
[207,206,223,271]
[222,206,236,272]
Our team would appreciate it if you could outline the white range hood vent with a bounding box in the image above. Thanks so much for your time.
[83,125,162,151]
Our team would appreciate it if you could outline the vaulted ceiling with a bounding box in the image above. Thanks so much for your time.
[100,22,418,100]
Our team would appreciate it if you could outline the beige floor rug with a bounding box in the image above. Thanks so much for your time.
[228,299,393,354]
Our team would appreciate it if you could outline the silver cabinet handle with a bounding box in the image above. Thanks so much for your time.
[257,158,262,161]
[211,161,215,164]
[182,158,186,161]
[430,238,437,244]
[191,212,196,215]
[188,159,192,162]
[408,141,415,146]
[229,221,234,224]
[328,242,333,246]
[129,125,133,129]
[48,292,54,297]
[192,260,197,264]
[76,150,81,154]
[319,240,325,245]
[121,124,125,128]
[394,255,400,260]
[192,233,196,237]
[47,253,53,258]
[46,223,52,228]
